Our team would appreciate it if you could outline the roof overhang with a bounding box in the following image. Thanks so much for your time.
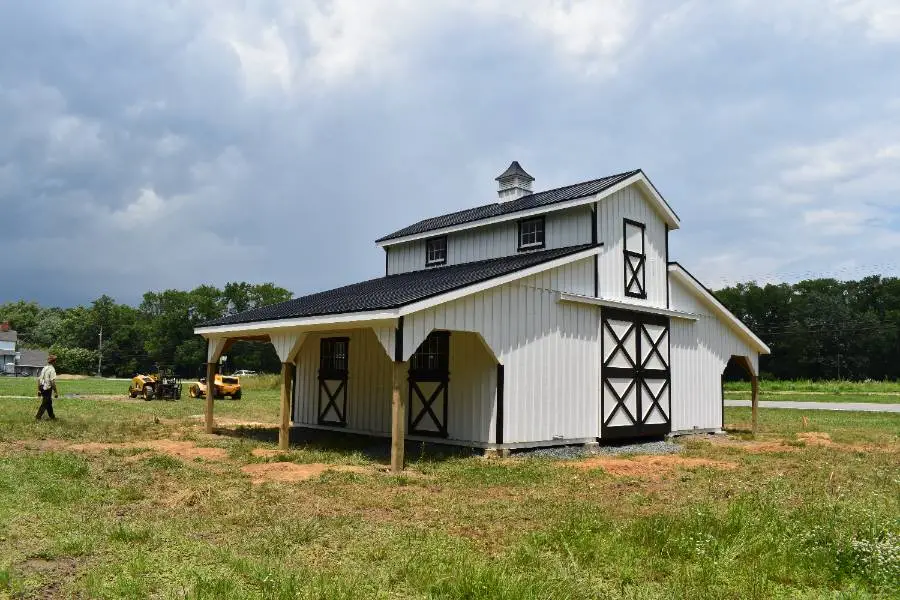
[558,293,699,320]
[195,246,603,338]
[377,172,680,248]
[667,263,771,355]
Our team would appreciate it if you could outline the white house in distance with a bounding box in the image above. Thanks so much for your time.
[0,322,48,377]
[195,163,769,470]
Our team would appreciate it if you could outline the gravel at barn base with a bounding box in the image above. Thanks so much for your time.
[519,439,682,460]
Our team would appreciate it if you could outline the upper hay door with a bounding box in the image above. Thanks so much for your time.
[596,183,669,308]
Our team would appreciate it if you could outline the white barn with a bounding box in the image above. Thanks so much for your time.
[196,163,769,470]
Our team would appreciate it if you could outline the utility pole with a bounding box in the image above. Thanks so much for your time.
[97,326,103,377]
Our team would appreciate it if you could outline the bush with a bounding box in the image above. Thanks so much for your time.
[50,345,99,375]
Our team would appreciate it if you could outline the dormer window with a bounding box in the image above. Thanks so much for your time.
[425,236,447,266]
[518,216,545,251]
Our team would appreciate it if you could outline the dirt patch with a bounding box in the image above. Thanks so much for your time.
[17,556,80,599]
[251,448,284,458]
[68,439,228,461]
[738,441,801,454]
[797,431,833,446]
[240,462,369,484]
[189,415,275,428]
[56,374,87,380]
[702,432,895,454]
[567,455,737,479]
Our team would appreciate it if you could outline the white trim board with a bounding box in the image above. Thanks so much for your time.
[667,264,771,355]
[376,173,680,248]
[195,247,602,338]
[558,293,699,321]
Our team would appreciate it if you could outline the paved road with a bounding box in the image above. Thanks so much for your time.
[725,400,900,413]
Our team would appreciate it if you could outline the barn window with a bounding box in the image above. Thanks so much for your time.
[319,337,349,377]
[409,331,450,375]
[518,216,545,250]
[623,219,646,298]
[425,236,447,266]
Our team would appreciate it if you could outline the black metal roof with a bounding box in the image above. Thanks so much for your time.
[376,169,640,243]
[496,160,534,181]
[202,244,596,327]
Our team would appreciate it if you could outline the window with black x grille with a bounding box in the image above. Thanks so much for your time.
[623,219,647,298]
[318,337,349,426]
[408,331,450,437]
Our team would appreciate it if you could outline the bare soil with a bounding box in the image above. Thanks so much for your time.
[240,462,369,484]
[17,556,80,599]
[189,415,275,428]
[707,431,897,454]
[567,455,737,479]
[68,439,228,461]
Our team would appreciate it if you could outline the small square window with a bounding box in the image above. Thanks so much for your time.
[425,236,447,266]
[518,217,545,251]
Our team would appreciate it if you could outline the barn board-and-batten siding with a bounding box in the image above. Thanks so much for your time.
[292,328,498,444]
[402,257,599,444]
[668,277,758,433]
[386,205,593,275]
[595,185,668,308]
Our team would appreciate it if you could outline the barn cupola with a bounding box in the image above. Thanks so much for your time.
[496,161,534,202]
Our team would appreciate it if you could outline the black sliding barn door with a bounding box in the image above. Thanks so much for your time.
[408,332,450,437]
[601,309,671,439]
[318,337,349,426]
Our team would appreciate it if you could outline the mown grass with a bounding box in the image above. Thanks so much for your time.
[0,390,897,598]
[726,391,900,404]
[725,379,900,394]
[0,376,129,397]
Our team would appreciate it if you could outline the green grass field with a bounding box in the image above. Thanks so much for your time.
[0,376,130,398]
[0,380,897,598]
[725,379,900,394]
[723,379,900,405]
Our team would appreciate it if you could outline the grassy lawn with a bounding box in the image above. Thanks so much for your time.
[0,377,131,398]
[0,388,897,598]
[725,391,900,405]
[725,379,900,395]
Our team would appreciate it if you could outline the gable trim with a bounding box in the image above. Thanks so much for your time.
[377,172,680,248]
[667,263,771,355]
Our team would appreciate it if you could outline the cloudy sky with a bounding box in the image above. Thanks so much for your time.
[2,1,899,307]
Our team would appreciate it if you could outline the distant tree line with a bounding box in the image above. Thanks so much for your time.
[0,283,291,377]
[6,275,900,381]
[717,276,900,380]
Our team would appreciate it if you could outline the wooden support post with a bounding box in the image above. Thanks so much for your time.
[279,362,292,451]
[751,374,759,435]
[390,361,406,473]
[205,361,216,434]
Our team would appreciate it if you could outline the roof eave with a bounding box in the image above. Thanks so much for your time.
[667,263,771,355]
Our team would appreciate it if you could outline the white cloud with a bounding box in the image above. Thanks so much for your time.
[828,0,900,41]
[110,188,169,230]
[729,0,900,41]
[803,208,871,235]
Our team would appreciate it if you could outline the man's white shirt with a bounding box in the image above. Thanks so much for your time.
[38,365,57,391]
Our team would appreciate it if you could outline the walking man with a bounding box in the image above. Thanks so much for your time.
[36,354,59,420]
